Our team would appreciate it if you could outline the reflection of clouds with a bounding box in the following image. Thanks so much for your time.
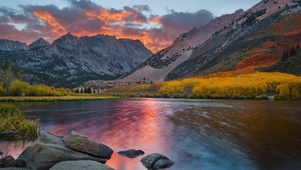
[6,100,301,169]
[0,140,33,159]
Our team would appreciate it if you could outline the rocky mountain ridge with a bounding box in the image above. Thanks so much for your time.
[0,39,28,51]
[0,33,153,87]
[119,0,300,83]
[121,9,245,83]
[166,2,301,80]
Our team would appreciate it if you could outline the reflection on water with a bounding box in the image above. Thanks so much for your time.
[1,99,301,170]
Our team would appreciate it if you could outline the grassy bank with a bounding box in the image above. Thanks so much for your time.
[105,72,301,100]
[0,104,39,140]
[0,95,117,102]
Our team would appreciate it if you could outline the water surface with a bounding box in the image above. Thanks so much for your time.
[1,99,301,170]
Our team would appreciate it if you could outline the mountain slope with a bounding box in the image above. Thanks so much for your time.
[167,3,301,79]
[263,49,301,75]
[122,9,245,82]
[121,0,300,83]
[0,33,153,87]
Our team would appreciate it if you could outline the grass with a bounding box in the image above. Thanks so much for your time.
[0,95,118,102]
[0,104,39,140]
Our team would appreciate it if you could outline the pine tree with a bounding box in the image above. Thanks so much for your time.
[290,46,297,56]
[281,50,289,60]
[296,44,300,51]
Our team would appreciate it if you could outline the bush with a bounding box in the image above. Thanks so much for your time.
[173,93,181,98]
[161,92,170,98]
[181,93,189,98]
[0,82,4,95]
[7,79,30,96]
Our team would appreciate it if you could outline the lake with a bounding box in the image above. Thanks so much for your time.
[1,98,301,170]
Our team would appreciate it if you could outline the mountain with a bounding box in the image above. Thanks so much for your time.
[29,38,50,49]
[121,0,300,83]
[166,0,301,79]
[0,39,28,51]
[0,33,153,87]
[121,9,245,82]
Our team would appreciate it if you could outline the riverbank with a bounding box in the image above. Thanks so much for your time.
[0,95,118,102]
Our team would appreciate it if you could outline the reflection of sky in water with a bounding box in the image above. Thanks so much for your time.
[1,99,301,170]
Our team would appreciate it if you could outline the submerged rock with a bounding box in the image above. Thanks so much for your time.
[118,149,145,158]
[49,160,114,170]
[18,133,107,170]
[140,153,175,169]
[63,131,113,159]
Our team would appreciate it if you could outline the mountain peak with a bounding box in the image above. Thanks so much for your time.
[0,39,28,51]
[61,32,78,39]
[29,38,50,49]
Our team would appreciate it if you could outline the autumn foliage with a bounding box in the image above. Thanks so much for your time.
[1,79,71,96]
[237,53,278,69]
[106,72,301,99]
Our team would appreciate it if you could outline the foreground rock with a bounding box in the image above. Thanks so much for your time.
[49,160,114,170]
[140,153,175,169]
[63,131,113,159]
[117,149,145,158]
[18,133,107,170]
[0,155,26,168]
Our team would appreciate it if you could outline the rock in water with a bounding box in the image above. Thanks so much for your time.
[140,153,175,169]
[49,160,114,170]
[117,149,144,158]
[63,131,113,159]
[18,133,107,170]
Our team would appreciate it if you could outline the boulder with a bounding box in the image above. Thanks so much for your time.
[63,131,113,159]
[18,133,107,170]
[140,153,175,169]
[117,149,144,158]
[49,160,114,170]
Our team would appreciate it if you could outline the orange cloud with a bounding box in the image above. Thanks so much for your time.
[33,10,65,34]
[0,1,214,53]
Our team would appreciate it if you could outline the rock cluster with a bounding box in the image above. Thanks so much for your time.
[2,131,175,169]
[18,131,113,170]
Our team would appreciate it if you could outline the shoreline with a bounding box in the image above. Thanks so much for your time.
[0,96,118,102]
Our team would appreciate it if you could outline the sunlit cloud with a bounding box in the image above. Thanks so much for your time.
[0,0,214,52]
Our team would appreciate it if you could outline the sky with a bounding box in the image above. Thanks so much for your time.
[0,0,260,52]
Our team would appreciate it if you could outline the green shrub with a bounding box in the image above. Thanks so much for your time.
[173,93,181,98]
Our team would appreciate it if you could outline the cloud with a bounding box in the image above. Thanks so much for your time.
[0,0,214,52]
[160,9,214,32]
